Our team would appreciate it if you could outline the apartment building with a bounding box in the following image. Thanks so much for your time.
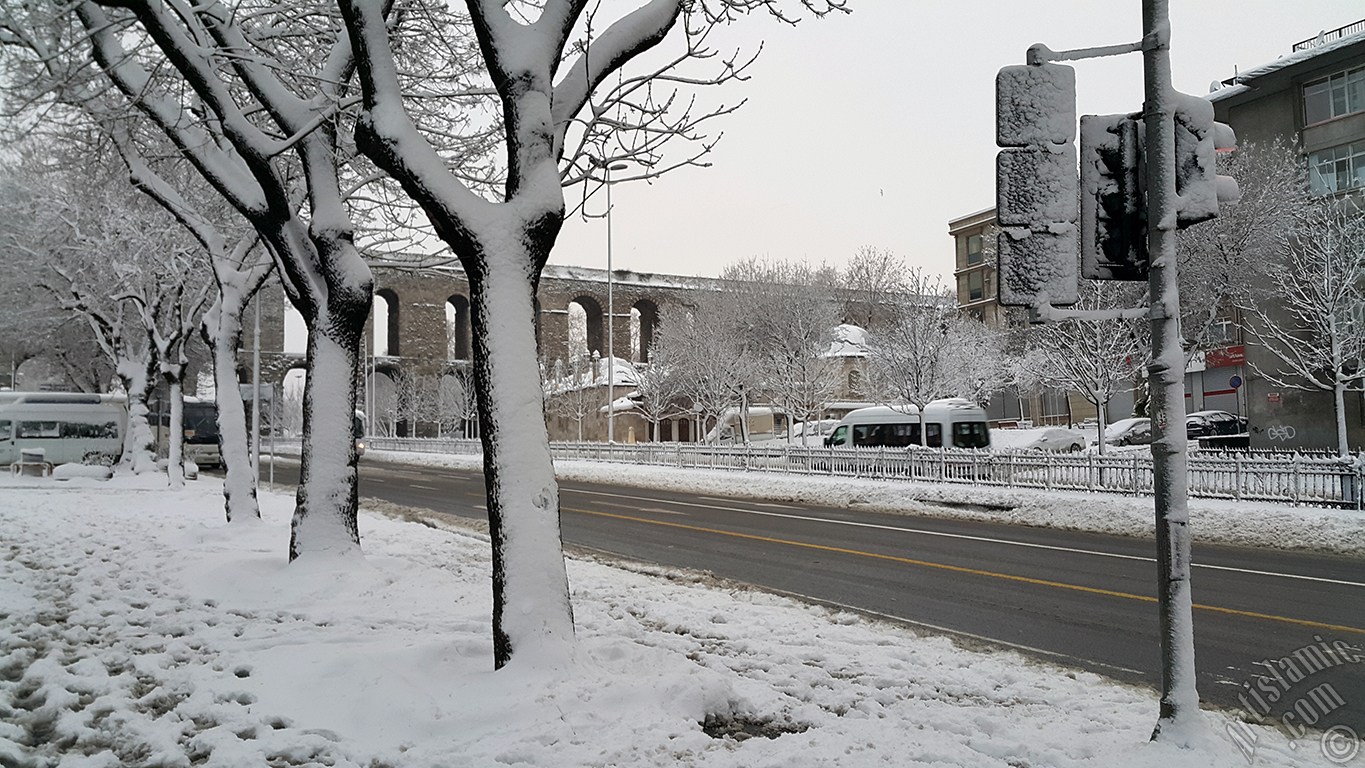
[1209,18,1365,451]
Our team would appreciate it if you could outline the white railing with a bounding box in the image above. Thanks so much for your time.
[366,436,484,457]
[364,437,1365,509]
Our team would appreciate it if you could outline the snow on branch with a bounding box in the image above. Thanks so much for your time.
[75,3,272,216]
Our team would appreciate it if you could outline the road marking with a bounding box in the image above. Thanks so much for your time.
[565,488,1363,588]
[567,507,1365,637]
[697,496,800,510]
[594,500,688,517]
[636,507,687,516]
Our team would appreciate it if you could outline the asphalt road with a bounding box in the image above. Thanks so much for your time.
[254,457,1365,729]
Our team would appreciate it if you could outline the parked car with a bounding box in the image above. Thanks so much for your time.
[1100,417,1152,446]
[1185,410,1247,439]
[1017,427,1088,453]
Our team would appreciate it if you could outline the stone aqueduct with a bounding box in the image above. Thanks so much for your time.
[250,263,719,421]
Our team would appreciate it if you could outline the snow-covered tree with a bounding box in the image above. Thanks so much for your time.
[656,296,755,444]
[940,316,1009,409]
[840,246,910,331]
[47,271,160,473]
[629,341,689,442]
[4,147,201,474]
[337,0,844,666]
[1,12,275,517]
[398,369,479,436]
[25,323,116,393]
[437,369,479,437]
[200,249,274,521]
[545,356,598,442]
[865,267,993,443]
[1241,199,1365,455]
[1176,140,1310,362]
[722,257,841,444]
[35,0,380,561]
[0,174,103,391]
[108,128,274,506]
[1014,281,1147,452]
[124,276,212,486]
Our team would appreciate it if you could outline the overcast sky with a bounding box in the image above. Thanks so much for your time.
[547,1,1364,284]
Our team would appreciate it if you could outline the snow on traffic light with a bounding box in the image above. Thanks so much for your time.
[1172,92,1240,229]
[995,62,1079,308]
[1080,113,1147,280]
[1077,95,1240,281]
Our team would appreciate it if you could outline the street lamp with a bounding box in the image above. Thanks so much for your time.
[600,160,628,444]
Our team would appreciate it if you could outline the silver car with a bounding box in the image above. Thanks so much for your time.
[1102,417,1153,446]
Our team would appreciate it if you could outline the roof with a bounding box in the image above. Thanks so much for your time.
[947,206,997,234]
[1209,21,1365,103]
[824,324,870,358]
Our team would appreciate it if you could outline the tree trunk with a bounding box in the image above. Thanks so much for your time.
[166,377,184,487]
[1334,380,1349,457]
[118,366,158,474]
[288,311,366,561]
[469,252,575,670]
[205,302,260,521]
[1097,393,1109,457]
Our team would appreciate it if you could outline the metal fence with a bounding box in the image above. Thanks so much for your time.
[365,437,1365,509]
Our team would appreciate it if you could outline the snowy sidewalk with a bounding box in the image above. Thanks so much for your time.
[0,475,1333,767]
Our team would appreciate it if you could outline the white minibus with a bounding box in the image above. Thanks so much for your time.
[823,399,991,450]
[0,392,128,466]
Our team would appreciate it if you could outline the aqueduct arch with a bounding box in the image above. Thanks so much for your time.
[243,263,718,437]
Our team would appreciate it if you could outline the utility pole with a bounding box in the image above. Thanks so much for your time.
[995,0,1235,740]
[251,297,262,481]
[606,164,616,444]
[1141,0,1199,738]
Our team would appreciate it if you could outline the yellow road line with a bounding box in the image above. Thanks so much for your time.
[569,507,1365,636]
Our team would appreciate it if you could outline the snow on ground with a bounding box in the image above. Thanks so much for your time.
[0,472,1341,766]
[362,450,1365,557]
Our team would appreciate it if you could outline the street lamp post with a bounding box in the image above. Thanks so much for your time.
[602,160,627,444]
[251,296,261,482]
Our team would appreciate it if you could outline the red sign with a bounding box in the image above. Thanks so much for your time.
[1205,345,1245,368]
[1267,392,1281,403]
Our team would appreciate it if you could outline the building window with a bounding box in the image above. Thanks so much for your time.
[968,271,984,301]
[848,368,863,397]
[1303,65,1365,125]
[1308,141,1365,195]
[966,234,984,265]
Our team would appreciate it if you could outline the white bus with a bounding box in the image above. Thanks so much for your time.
[823,399,991,450]
[0,392,128,467]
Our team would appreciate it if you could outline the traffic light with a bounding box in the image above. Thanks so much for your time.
[1080,113,1147,280]
[995,62,1079,308]
[1172,93,1240,228]
[1078,95,1239,281]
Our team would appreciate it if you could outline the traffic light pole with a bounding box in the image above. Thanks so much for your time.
[1141,0,1200,741]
